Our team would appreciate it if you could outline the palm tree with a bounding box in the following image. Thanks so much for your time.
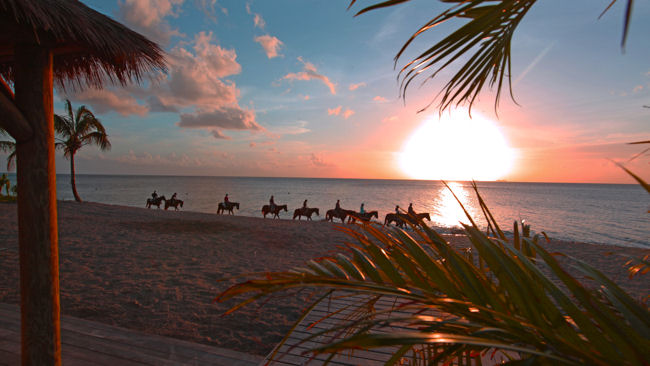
[0,127,16,171]
[54,99,111,202]
[348,0,635,113]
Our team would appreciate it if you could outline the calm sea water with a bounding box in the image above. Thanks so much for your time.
[3,174,649,248]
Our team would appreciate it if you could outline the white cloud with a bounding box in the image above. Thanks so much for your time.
[254,35,283,58]
[349,82,366,91]
[117,0,184,45]
[284,57,336,95]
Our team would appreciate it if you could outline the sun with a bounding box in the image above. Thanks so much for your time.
[399,109,516,181]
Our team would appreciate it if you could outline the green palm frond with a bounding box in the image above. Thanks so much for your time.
[54,99,110,157]
[349,0,636,113]
[217,185,650,365]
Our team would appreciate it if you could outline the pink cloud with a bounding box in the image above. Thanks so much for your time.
[69,88,148,116]
[117,0,184,45]
[254,13,266,29]
[284,57,336,95]
[382,115,398,123]
[151,31,242,110]
[343,108,355,119]
[211,130,232,140]
[303,95,310,100]
[254,35,283,59]
[310,153,333,167]
[373,95,388,102]
[177,107,263,139]
[349,82,366,91]
[328,106,342,116]
[633,85,643,93]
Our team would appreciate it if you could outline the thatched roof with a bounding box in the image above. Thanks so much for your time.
[0,0,166,89]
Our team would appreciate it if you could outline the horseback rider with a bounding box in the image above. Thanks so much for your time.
[360,202,365,214]
[303,199,308,208]
[151,190,158,200]
[335,199,341,212]
[408,202,415,216]
[224,194,229,205]
[269,195,276,211]
[395,205,400,214]
[171,192,177,202]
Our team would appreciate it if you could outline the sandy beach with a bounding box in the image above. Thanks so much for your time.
[0,201,648,357]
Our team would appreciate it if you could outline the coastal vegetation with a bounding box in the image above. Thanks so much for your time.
[54,99,111,202]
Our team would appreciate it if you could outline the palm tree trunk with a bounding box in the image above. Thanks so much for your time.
[70,154,81,202]
[14,44,61,365]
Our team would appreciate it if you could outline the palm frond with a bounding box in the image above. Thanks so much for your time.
[217,185,650,365]
[349,0,636,113]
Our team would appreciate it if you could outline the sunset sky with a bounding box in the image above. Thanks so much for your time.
[3,0,648,183]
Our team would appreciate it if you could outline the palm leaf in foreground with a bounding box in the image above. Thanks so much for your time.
[348,0,635,113]
[217,185,649,365]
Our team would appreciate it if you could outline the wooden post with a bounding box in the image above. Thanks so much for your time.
[14,43,61,366]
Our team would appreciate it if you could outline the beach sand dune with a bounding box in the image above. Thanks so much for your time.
[0,201,648,356]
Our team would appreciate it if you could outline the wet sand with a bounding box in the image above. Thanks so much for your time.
[0,201,647,356]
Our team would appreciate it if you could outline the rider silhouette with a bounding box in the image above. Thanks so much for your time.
[395,205,400,214]
[224,194,229,204]
[303,199,308,208]
[408,203,415,215]
[360,202,365,214]
[151,190,158,199]
[269,195,276,211]
[335,199,341,211]
[171,192,177,201]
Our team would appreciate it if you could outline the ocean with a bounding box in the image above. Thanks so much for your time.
[3,174,649,248]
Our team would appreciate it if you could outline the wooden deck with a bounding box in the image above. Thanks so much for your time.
[0,303,262,366]
[264,292,512,366]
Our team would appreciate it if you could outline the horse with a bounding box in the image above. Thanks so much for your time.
[262,204,287,219]
[146,195,166,209]
[347,210,379,224]
[384,213,406,228]
[165,198,183,211]
[401,212,431,228]
[325,209,349,223]
[293,207,320,220]
[217,201,240,215]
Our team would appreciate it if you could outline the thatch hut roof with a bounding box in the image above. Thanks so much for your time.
[0,0,166,90]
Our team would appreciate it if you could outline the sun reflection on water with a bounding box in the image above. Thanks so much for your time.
[430,182,477,229]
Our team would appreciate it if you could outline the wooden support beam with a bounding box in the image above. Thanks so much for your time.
[0,76,32,142]
[14,43,61,366]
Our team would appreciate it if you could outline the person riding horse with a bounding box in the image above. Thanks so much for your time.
[408,203,415,216]
[360,202,365,214]
[303,199,308,208]
[224,194,229,204]
[269,195,276,212]
[171,192,177,201]
[151,190,158,200]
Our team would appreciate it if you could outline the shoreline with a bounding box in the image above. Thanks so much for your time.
[1,200,648,356]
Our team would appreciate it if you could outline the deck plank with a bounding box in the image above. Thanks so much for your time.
[0,303,262,366]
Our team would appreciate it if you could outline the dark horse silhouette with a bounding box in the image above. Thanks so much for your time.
[347,210,379,224]
[146,195,166,209]
[325,209,349,223]
[217,201,240,215]
[165,198,183,211]
[384,213,405,228]
[293,207,319,220]
[262,204,287,219]
[402,212,431,228]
